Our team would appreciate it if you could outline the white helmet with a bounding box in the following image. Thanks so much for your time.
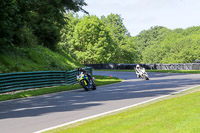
[136,64,140,68]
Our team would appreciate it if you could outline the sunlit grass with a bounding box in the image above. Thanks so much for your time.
[46,87,200,133]
[0,45,81,73]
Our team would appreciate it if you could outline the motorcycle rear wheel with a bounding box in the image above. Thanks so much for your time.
[91,79,96,90]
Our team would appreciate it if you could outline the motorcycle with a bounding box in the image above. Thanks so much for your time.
[136,68,149,80]
[77,72,96,91]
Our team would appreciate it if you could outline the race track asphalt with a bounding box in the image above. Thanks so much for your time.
[0,71,200,133]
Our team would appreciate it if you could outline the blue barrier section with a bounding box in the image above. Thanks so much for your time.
[0,67,92,93]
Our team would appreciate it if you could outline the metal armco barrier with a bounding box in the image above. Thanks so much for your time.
[0,67,92,93]
[84,63,200,70]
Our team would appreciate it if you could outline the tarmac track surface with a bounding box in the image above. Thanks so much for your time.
[0,71,200,133]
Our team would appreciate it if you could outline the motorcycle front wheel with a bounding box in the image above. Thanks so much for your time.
[81,80,89,91]
[144,75,149,80]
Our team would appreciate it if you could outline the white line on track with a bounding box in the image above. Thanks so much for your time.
[34,85,200,133]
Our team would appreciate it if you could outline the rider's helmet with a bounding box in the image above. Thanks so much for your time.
[136,64,140,69]
[78,67,83,71]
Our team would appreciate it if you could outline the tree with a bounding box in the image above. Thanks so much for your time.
[101,14,140,63]
[58,12,80,57]
[141,26,200,63]
[135,26,172,54]
[115,37,140,63]
[0,0,21,46]
[0,0,87,48]
[60,13,140,64]
[72,15,114,64]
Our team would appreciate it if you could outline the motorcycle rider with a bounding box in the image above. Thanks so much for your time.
[77,67,91,88]
[135,64,149,80]
[135,64,141,78]
[78,67,86,75]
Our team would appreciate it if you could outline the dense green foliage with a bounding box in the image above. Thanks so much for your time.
[0,0,87,48]
[59,14,200,64]
[72,15,113,64]
[0,0,86,73]
[135,26,200,63]
[101,14,139,63]
[59,13,139,64]
[134,26,172,55]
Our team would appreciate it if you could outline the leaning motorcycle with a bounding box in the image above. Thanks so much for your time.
[137,68,149,80]
[77,72,96,91]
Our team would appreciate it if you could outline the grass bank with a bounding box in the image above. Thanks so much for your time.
[0,45,81,73]
[46,87,200,133]
[0,75,122,102]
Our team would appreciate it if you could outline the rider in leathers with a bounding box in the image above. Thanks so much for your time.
[135,64,141,78]
[78,67,91,87]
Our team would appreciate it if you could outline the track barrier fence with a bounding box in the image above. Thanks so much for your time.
[0,67,92,93]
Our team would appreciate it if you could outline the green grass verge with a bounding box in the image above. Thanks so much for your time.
[94,69,200,74]
[0,75,122,102]
[94,75,122,86]
[46,87,200,133]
